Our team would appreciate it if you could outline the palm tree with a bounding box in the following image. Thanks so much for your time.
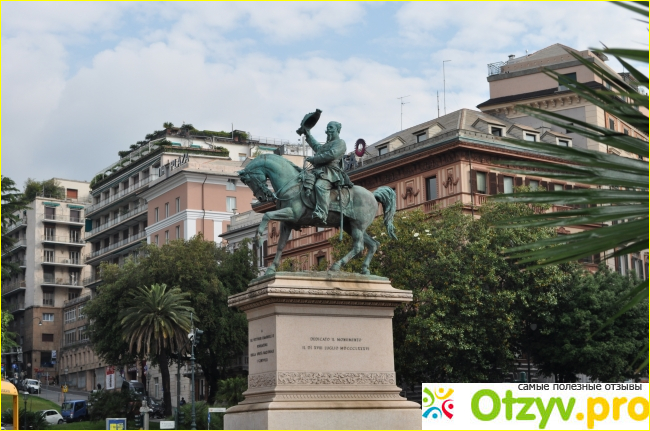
[493,2,648,369]
[120,283,194,416]
[163,122,174,129]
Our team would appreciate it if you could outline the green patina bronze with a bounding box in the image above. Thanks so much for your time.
[238,110,397,275]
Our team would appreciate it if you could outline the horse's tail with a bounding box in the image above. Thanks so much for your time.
[373,186,397,240]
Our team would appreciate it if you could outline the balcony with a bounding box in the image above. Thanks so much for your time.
[83,275,103,287]
[2,280,26,296]
[85,204,147,239]
[40,213,84,225]
[7,302,25,312]
[1,239,27,256]
[40,255,85,268]
[86,174,158,215]
[64,293,91,307]
[5,218,27,235]
[41,275,83,287]
[42,235,85,246]
[86,231,147,262]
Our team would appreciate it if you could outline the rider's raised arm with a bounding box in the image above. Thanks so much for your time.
[304,129,322,152]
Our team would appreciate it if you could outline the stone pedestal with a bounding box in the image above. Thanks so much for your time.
[224,272,421,430]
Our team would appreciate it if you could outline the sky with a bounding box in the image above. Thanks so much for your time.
[1,1,647,187]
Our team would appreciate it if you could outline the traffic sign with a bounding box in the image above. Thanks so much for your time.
[62,385,68,393]
[208,408,226,413]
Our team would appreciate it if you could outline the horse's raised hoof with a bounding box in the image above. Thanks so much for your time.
[265,267,276,276]
[329,263,341,272]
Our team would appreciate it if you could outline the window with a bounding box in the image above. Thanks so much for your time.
[317,256,326,266]
[45,206,56,220]
[175,197,181,212]
[43,288,54,306]
[78,305,85,319]
[69,251,80,265]
[524,133,537,142]
[503,176,514,194]
[609,118,616,130]
[66,189,78,199]
[154,377,160,399]
[476,172,487,194]
[226,180,236,191]
[529,180,539,191]
[64,329,76,345]
[69,210,81,223]
[416,133,427,143]
[624,129,629,135]
[154,235,159,245]
[65,308,76,324]
[43,313,54,322]
[617,255,629,275]
[239,153,247,162]
[78,326,89,342]
[165,203,169,218]
[559,72,577,90]
[226,197,237,213]
[165,230,169,244]
[490,127,503,137]
[425,176,438,201]
[42,334,54,342]
[175,225,180,239]
[44,225,56,240]
[44,250,54,263]
[378,146,388,156]
[554,184,564,191]
[154,208,159,222]
[558,139,570,147]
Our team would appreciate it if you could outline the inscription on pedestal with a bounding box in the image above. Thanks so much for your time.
[250,333,275,363]
[302,336,370,352]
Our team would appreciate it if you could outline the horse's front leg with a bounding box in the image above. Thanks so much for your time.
[260,207,296,275]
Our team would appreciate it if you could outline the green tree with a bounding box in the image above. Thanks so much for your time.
[23,178,64,201]
[491,2,648,369]
[1,176,29,280]
[120,283,194,416]
[215,376,247,407]
[2,311,18,352]
[332,202,569,383]
[529,266,648,382]
[85,235,253,403]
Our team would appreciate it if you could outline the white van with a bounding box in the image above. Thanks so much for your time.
[23,379,41,394]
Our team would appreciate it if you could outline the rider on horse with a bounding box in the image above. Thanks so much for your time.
[304,121,354,224]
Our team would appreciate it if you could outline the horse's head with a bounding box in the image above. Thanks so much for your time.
[238,168,277,203]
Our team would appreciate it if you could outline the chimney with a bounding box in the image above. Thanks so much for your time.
[508,54,516,61]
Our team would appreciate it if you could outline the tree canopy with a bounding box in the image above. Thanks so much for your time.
[85,235,254,403]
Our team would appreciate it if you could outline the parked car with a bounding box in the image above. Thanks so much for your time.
[61,400,89,422]
[121,380,145,396]
[39,409,65,425]
[23,379,41,394]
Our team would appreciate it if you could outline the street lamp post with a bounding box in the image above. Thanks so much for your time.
[64,367,69,404]
[22,391,29,430]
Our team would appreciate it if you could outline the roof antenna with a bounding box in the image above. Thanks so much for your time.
[397,95,410,130]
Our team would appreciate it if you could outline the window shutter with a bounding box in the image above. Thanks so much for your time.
[470,170,477,193]
[565,184,573,190]
[540,181,548,190]
[515,177,523,188]
[594,253,601,264]
[497,174,504,194]
[524,178,530,186]
[488,173,498,195]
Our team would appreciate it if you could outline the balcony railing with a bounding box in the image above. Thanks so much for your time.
[487,61,507,76]
[64,293,91,307]
[87,231,147,260]
[86,174,158,215]
[42,235,85,245]
[40,255,84,266]
[1,239,27,256]
[42,275,82,286]
[7,302,25,312]
[83,275,103,286]
[40,213,84,224]
[5,218,27,235]
[85,205,147,239]
[2,280,27,296]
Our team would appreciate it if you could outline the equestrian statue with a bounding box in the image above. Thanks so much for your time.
[237,109,397,275]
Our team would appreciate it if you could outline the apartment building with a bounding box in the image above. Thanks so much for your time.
[2,179,92,382]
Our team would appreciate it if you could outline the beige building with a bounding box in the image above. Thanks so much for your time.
[2,179,92,383]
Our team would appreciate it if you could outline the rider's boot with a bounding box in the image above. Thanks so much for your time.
[313,181,330,224]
